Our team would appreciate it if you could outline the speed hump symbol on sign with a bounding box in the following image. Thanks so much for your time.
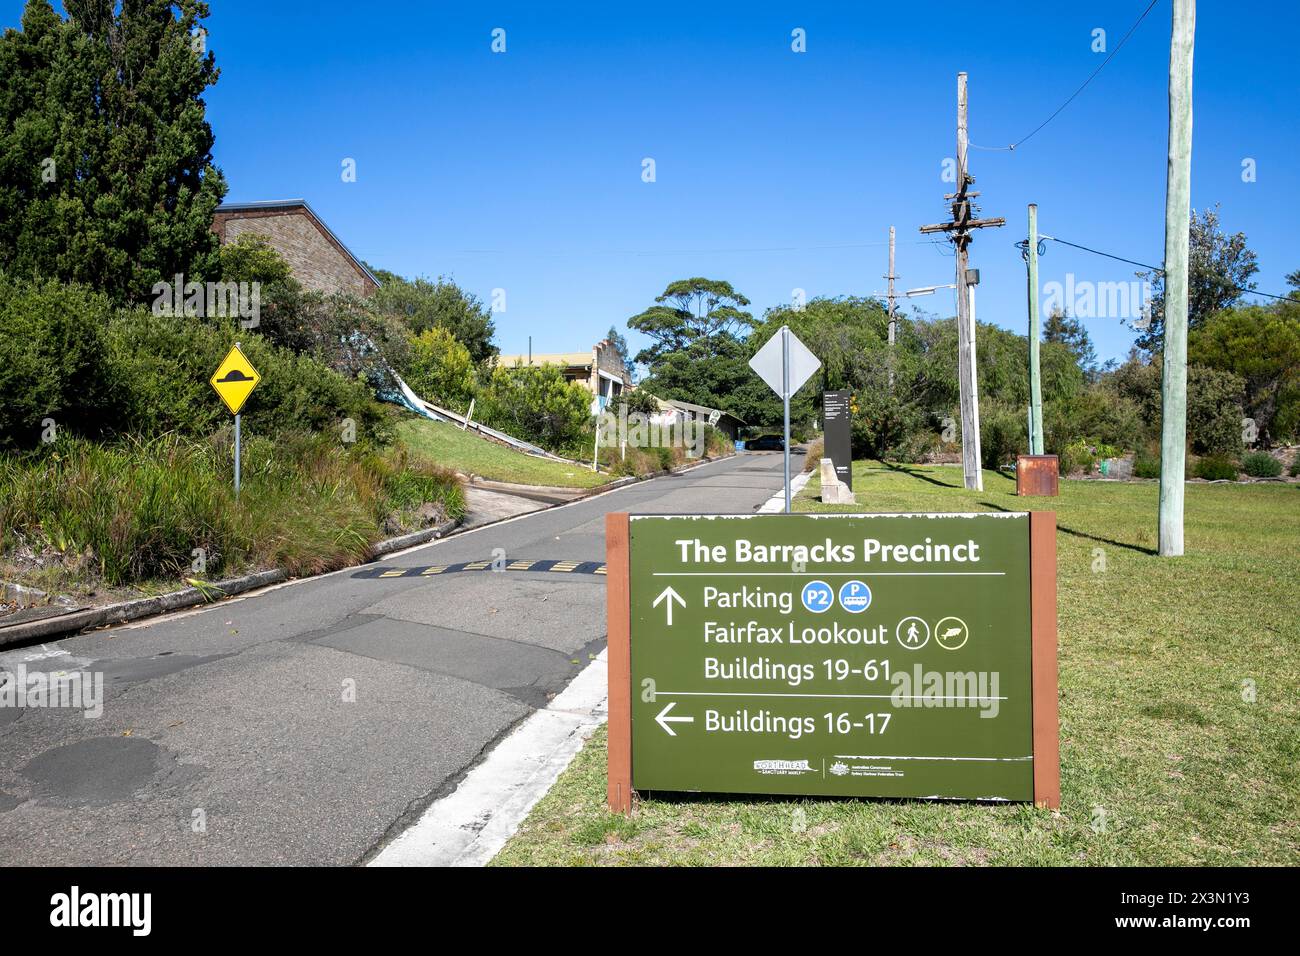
[210,344,262,415]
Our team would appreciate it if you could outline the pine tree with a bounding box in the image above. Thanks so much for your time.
[0,0,227,302]
[1043,306,1097,375]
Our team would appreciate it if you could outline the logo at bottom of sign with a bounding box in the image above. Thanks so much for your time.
[753,759,817,776]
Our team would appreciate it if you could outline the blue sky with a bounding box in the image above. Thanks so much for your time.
[8,1,1296,365]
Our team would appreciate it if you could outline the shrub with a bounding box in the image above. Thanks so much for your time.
[1187,365,1247,458]
[981,403,1027,470]
[478,364,592,456]
[1242,451,1283,478]
[1291,456,1300,478]
[404,326,476,411]
[892,428,941,464]
[1133,444,1161,479]
[850,392,926,461]
[804,437,824,471]
[1192,455,1239,481]
[1043,388,1142,456]
[1058,439,1096,476]
[701,424,733,457]
[103,310,387,443]
[0,274,118,449]
[616,389,661,417]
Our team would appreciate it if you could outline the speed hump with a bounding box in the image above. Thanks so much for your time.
[210,344,262,415]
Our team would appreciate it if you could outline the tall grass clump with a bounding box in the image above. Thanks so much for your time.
[0,432,464,590]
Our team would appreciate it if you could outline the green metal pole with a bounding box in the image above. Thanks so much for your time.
[1159,0,1195,557]
[1027,204,1044,455]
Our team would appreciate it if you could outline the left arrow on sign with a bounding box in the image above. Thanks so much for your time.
[652,586,686,626]
[655,701,694,736]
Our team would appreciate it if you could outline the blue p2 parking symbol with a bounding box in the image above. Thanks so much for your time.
[800,580,834,613]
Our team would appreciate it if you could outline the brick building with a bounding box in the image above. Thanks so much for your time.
[211,199,379,297]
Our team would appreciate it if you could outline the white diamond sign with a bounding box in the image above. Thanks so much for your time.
[749,326,820,399]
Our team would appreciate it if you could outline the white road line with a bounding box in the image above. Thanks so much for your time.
[368,649,609,867]
[757,470,813,513]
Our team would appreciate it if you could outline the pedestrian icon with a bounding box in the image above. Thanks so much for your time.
[895,616,930,650]
[210,344,262,415]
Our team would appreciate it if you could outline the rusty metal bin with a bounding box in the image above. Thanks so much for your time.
[1016,455,1060,497]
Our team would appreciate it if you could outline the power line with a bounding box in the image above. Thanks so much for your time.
[1039,235,1159,272]
[434,239,936,258]
[971,0,1162,152]
[1036,234,1295,302]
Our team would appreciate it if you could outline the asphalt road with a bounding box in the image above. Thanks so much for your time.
[0,451,790,865]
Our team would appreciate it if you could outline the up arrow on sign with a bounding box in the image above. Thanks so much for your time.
[749,326,820,513]
[652,585,685,625]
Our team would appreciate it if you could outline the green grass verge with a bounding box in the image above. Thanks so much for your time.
[396,417,609,489]
[492,462,1299,866]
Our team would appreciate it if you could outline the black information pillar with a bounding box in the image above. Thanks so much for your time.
[823,390,852,490]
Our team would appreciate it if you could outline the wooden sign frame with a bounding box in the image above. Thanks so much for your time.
[604,511,1059,813]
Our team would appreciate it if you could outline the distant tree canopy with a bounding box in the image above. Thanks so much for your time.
[605,324,631,367]
[1043,307,1097,377]
[1188,301,1300,445]
[368,270,497,364]
[1134,206,1259,352]
[0,0,227,302]
[627,278,754,367]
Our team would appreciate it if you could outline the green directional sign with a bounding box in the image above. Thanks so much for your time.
[620,512,1053,803]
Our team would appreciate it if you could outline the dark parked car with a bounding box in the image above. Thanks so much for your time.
[745,434,785,451]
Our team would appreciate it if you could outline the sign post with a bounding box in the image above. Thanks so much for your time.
[748,326,820,513]
[605,511,1058,808]
[210,342,262,497]
[823,390,853,490]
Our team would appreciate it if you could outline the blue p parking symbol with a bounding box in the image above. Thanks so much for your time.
[838,580,872,613]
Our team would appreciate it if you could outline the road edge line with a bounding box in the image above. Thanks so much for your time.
[367,649,609,867]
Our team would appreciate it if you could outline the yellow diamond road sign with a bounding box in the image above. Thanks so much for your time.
[210,344,261,415]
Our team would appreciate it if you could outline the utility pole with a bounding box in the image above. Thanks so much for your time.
[1025,204,1045,455]
[921,71,1005,491]
[886,225,897,387]
[1159,0,1196,557]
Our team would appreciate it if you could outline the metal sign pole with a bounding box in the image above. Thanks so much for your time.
[782,325,791,514]
[234,412,241,497]
[234,340,242,498]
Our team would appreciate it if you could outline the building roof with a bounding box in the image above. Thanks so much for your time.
[664,398,746,426]
[214,199,380,289]
[496,352,594,369]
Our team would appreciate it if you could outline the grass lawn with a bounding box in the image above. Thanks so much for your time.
[492,462,1299,866]
[396,416,609,489]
